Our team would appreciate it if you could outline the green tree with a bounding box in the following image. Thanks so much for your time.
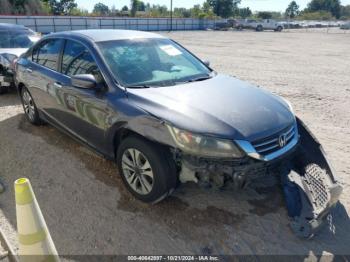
[59,0,77,14]
[340,5,350,19]
[130,0,138,16]
[285,1,300,18]
[70,7,88,16]
[93,2,109,15]
[257,11,273,19]
[298,10,334,19]
[0,0,12,14]
[121,5,129,11]
[174,7,191,18]
[206,0,241,18]
[43,0,77,15]
[138,1,145,11]
[307,0,341,18]
[0,0,46,15]
[148,4,168,17]
[237,7,252,18]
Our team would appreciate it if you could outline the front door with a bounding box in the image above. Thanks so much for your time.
[46,39,109,151]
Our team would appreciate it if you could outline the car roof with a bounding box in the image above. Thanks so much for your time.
[0,23,28,31]
[50,29,166,42]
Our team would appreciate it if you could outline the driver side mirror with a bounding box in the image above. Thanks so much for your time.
[202,60,210,67]
[71,74,97,89]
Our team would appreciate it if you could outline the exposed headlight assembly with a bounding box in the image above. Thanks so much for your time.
[166,125,244,158]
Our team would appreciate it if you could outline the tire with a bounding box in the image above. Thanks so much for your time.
[256,25,263,32]
[117,136,177,203]
[20,86,41,125]
[277,26,283,32]
[0,85,9,95]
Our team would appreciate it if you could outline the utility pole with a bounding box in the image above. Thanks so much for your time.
[170,0,173,31]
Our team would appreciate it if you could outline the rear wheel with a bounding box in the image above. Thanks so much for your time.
[277,26,283,32]
[20,86,41,125]
[256,25,263,32]
[117,136,177,203]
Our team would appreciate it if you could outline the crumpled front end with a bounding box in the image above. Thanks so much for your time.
[174,117,342,238]
[0,53,18,93]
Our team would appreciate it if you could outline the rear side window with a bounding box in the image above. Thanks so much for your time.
[61,40,102,83]
[33,39,63,71]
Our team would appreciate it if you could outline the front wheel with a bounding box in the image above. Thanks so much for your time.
[256,25,263,32]
[277,26,283,32]
[117,136,177,203]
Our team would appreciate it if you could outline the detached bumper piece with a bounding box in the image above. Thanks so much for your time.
[281,118,342,238]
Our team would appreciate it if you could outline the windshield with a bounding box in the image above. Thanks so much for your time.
[98,38,211,87]
[0,29,40,49]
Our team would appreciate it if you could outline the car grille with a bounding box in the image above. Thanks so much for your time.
[251,125,295,156]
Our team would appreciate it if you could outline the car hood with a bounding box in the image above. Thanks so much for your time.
[0,48,27,68]
[0,48,27,57]
[127,74,295,141]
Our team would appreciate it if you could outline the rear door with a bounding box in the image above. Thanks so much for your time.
[23,38,64,112]
[46,39,109,151]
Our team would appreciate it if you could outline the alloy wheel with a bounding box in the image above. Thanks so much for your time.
[22,89,35,121]
[121,148,154,195]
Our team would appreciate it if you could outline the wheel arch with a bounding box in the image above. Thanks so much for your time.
[17,82,26,93]
[109,117,176,160]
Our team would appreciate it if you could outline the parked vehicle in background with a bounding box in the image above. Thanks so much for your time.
[234,19,257,30]
[15,30,342,238]
[235,19,284,32]
[213,21,231,31]
[340,22,350,29]
[0,23,40,94]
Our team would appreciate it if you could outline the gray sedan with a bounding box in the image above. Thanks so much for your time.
[15,30,342,238]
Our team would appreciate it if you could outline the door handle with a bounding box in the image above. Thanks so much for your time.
[25,68,33,73]
[54,82,62,89]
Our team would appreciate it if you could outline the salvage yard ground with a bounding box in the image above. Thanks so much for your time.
[0,29,349,259]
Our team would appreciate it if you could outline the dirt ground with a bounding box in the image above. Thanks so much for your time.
[0,29,349,259]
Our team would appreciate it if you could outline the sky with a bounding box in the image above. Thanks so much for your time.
[75,0,350,13]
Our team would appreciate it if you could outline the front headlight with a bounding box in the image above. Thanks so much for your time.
[166,125,244,158]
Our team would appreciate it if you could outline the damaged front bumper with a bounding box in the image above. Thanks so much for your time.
[175,117,342,238]
[0,53,17,91]
[281,118,342,238]
[0,74,14,87]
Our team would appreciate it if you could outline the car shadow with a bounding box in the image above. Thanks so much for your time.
[0,113,349,257]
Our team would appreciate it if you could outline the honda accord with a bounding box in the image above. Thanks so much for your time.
[15,30,342,237]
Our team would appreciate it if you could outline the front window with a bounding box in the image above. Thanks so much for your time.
[0,29,40,49]
[97,38,211,87]
[61,40,104,84]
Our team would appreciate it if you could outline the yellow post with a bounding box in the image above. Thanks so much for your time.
[14,178,59,262]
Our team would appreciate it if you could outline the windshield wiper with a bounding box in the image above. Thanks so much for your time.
[189,75,212,82]
[125,85,151,89]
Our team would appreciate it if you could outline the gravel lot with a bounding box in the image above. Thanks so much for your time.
[0,29,349,259]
